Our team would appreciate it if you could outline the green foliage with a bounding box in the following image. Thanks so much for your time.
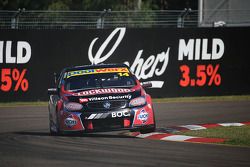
[0,0,197,11]
[0,0,51,10]
[48,0,70,10]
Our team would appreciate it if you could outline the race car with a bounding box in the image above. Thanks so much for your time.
[48,63,156,135]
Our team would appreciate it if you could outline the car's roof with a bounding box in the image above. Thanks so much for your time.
[63,63,129,72]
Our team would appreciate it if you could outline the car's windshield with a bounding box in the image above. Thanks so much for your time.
[64,69,136,91]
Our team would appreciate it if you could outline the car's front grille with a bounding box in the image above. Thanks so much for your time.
[87,100,127,110]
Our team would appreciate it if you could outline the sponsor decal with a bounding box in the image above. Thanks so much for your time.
[79,98,88,103]
[111,111,130,118]
[0,41,31,64]
[178,38,224,61]
[129,97,146,107]
[0,41,31,92]
[103,101,111,109]
[64,115,77,128]
[73,88,135,96]
[65,102,83,111]
[87,113,109,120]
[88,27,169,88]
[137,109,148,124]
[178,38,224,88]
[66,67,129,78]
[88,94,132,101]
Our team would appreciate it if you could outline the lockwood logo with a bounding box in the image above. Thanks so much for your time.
[88,28,170,88]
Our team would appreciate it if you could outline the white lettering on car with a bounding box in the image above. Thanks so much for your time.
[111,111,130,118]
[72,88,135,96]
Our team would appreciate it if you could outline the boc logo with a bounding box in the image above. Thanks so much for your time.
[137,109,149,124]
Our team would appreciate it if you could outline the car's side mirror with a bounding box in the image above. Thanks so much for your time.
[141,82,152,88]
[48,88,58,95]
[53,72,59,86]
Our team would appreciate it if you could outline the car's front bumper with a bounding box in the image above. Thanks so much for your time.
[59,103,155,133]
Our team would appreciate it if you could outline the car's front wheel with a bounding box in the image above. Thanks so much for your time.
[49,121,59,135]
[49,114,60,136]
[139,125,156,134]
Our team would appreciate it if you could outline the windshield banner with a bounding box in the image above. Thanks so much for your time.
[66,67,129,78]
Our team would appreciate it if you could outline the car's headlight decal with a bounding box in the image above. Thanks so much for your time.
[129,96,146,107]
[64,102,83,111]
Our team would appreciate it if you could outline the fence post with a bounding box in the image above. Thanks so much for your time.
[97,9,111,29]
[11,8,25,29]
[177,8,191,28]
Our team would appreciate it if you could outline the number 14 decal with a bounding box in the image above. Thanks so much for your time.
[118,72,129,76]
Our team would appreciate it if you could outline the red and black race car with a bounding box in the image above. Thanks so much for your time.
[48,64,156,135]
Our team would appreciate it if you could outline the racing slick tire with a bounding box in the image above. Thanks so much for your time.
[49,115,60,136]
[139,125,156,134]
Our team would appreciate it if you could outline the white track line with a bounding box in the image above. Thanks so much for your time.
[180,125,207,130]
[161,135,196,141]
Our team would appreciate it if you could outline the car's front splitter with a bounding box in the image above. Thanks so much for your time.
[59,104,155,133]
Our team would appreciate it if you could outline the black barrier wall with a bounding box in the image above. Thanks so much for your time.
[0,27,250,101]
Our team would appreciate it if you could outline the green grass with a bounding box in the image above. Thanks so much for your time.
[174,125,250,147]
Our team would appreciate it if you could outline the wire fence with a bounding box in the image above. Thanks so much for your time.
[200,9,250,27]
[0,9,250,29]
[0,9,198,29]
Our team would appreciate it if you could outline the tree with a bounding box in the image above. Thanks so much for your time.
[0,0,197,11]
[0,0,51,10]
[48,0,71,10]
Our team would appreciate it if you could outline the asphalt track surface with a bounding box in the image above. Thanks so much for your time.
[0,100,250,167]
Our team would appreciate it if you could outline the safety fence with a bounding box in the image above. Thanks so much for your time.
[200,9,250,27]
[0,9,198,29]
[1,9,250,29]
